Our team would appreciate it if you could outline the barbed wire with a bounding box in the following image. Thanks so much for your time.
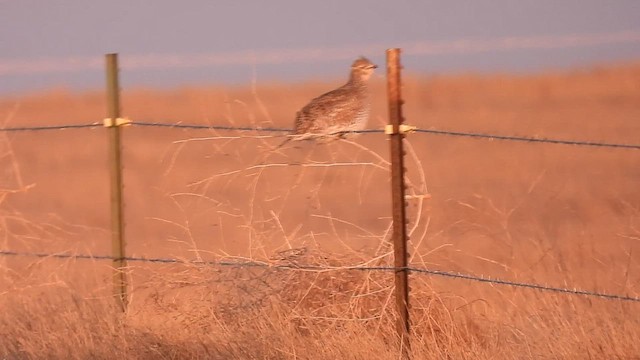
[3,121,636,150]
[1,249,638,304]
[415,128,640,150]
[0,123,101,132]
[132,121,289,133]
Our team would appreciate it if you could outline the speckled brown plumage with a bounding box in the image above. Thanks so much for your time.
[292,57,377,140]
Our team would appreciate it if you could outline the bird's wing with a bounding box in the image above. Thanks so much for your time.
[294,87,357,134]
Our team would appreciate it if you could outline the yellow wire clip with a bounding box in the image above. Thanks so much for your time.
[384,124,417,135]
[405,193,432,200]
[103,117,132,127]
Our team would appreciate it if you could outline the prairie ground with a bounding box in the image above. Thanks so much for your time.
[1,62,639,359]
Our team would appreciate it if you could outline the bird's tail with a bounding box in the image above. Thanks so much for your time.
[270,131,313,152]
[271,136,293,151]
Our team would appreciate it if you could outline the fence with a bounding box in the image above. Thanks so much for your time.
[1,50,640,358]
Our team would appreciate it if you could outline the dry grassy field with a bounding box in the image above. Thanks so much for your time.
[1,62,639,359]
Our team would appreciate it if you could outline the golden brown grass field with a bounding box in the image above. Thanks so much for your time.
[1,62,640,359]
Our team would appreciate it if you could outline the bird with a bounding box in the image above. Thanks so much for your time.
[277,56,377,148]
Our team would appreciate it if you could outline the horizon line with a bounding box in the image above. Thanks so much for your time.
[2,30,640,76]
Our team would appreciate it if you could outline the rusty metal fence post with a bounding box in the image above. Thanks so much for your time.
[105,53,128,312]
[386,48,411,357]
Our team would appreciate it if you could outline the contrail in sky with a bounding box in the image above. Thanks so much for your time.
[1,30,639,76]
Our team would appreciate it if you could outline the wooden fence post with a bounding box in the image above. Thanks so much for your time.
[105,53,128,312]
[386,48,411,358]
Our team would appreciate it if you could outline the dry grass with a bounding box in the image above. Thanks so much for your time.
[2,251,639,359]
[0,61,639,359]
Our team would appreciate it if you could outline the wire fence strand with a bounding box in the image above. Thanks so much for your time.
[0,123,101,132]
[1,249,638,304]
[132,121,290,133]
[415,128,640,150]
[1,121,638,150]
[2,121,639,305]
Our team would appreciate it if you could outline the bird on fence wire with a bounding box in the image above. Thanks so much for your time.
[275,56,377,150]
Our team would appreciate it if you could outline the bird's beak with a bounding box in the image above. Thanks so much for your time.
[372,65,378,69]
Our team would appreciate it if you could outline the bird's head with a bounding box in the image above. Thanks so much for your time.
[350,56,377,82]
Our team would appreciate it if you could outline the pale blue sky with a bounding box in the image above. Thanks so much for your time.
[1,0,639,95]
